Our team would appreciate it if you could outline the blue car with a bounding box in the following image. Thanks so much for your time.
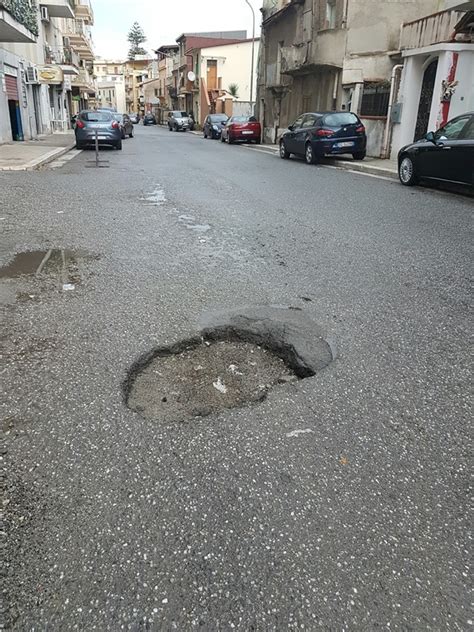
[280,111,367,165]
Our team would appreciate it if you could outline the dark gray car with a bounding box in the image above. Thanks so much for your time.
[167,110,191,132]
[75,110,122,150]
[113,113,134,139]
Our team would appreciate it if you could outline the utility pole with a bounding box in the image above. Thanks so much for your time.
[244,0,256,116]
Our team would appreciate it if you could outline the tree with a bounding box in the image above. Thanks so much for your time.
[127,22,147,60]
[228,83,239,98]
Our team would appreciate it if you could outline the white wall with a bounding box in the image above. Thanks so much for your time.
[391,44,474,158]
[200,40,259,102]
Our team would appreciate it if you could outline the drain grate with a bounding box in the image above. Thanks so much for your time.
[126,339,298,422]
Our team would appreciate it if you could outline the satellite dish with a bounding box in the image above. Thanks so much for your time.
[187,71,196,82]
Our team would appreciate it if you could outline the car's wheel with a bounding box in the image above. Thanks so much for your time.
[129,130,133,138]
[352,151,366,160]
[399,155,418,186]
[305,142,317,165]
[280,140,290,159]
[174,125,178,132]
[221,135,226,143]
[228,135,234,144]
[116,140,122,150]
[204,130,207,138]
[121,132,126,140]
[168,125,172,131]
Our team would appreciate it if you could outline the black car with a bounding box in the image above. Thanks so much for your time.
[280,111,367,164]
[398,112,474,191]
[143,113,156,126]
[113,113,134,139]
[203,114,228,139]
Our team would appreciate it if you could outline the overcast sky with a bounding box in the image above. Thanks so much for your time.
[92,0,262,60]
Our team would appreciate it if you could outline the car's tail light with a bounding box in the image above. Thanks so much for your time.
[314,128,334,137]
[111,120,119,129]
[356,125,365,133]
[76,119,85,129]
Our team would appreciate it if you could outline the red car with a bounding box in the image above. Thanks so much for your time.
[221,115,261,144]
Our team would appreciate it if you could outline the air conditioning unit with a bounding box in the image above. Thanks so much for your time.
[25,66,39,84]
[40,6,49,22]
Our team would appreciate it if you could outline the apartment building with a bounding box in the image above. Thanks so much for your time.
[124,56,151,114]
[257,0,446,154]
[94,59,126,112]
[0,0,95,144]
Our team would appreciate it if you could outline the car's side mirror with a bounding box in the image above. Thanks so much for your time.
[288,124,294,131]
[425,131,436,144]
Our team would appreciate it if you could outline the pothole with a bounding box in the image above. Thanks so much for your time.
[125,307,335,423]
[127,339,298,422]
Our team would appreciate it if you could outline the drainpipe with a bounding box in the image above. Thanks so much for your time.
[381,63,403,159]
[332,70,340,110]
[342,0,349,27]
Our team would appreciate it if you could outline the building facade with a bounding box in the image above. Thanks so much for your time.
[0,0,95,144]
[94,59,126,112]
[188,39,260,125]
[391,4,474,157]
[257,0,446,154]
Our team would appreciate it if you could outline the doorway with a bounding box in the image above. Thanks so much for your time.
[207,60,217,91]
[414,59,438,141]
[8,100,23,141]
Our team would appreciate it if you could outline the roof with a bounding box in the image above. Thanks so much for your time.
[176,30,247,42]
[154,44,179,53]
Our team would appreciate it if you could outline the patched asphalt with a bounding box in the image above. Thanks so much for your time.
[1,125,472,630]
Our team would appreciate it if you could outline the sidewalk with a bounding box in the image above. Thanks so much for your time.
[244,143,398,179]
[0,132,75,171]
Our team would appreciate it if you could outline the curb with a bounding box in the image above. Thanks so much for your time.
[243,143,398,180]
[0,142,76,172]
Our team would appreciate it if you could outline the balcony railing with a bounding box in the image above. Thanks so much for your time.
[74,0,93,24]
[0,0,38,36]
[400,10,464,50]
[44,45,80,67]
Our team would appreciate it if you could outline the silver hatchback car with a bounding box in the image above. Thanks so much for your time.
[75,110,123,150]
[167,110,191,132]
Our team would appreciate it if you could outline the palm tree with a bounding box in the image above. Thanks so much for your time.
[228,83,239,99]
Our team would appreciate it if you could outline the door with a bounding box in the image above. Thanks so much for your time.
[5,74,23,141]
[418,114,471,183]
[285,114,305,153]
[293,114,317,155]
[414,60,438,141]
[207,60,217,91]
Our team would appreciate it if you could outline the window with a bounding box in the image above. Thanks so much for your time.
[326,0,336,29]
[302,96,311,112]
[292,115,305,129]
[154,89,159,96]
[323,112,358,126]
[360,82,390,117]
[102,66,106,73]
[114,66,119,74]
[302,115,317,128]
[436,116,470,140]
[461,116,474,140]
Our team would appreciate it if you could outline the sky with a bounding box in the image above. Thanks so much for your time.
[92,0,262,60]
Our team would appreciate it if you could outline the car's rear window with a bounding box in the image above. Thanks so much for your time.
[232,116,251,122]
[323,113,359,126]
[172,111,188,117]
[81,112,112,122]
[210,115,228,122]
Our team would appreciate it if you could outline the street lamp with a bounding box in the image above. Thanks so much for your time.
[244,0,255,115]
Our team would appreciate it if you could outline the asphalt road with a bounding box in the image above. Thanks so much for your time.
[1,125,472,630]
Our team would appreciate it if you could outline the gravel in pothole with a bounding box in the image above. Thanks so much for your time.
[127,340,298,422]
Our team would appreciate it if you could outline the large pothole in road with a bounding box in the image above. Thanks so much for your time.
[125,306,335,423]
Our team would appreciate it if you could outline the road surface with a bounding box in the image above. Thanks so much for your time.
[1,125,471,630]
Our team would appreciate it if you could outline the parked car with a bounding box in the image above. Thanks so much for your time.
[203,114,229,139]
[279,111,367,164]
[75,110,122,150]
[168,111,191,132]
[143,113,156,126]
[398,112,474,191]
[221,116,261,144]
[129,113,139,124]
[113,113,134,139]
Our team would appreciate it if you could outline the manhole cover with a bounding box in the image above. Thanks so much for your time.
[127,339,297,422]
[125,307,335,423]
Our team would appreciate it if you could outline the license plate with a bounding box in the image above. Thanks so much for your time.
[97,135,107,140]
[335,141,354,148]
[242,131,253,135]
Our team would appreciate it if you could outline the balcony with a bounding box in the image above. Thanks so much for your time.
[280,30,345,76]
[74,0,93,25]
[40,0,74,18]
[280,44,309,74]
[400,10,465,50]
[0,0,38,42]
[71,67,96,93]
[44,45,80,73]
[63,19,94,60]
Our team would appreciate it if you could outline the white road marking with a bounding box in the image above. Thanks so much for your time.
[286,428,314,438]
